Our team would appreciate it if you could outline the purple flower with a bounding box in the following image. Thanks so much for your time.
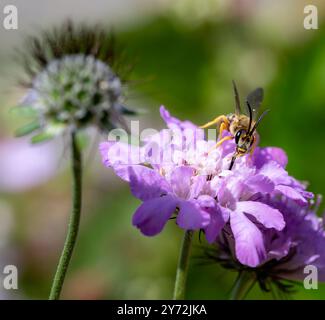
[211,196,325,284]
[100,106,313,267]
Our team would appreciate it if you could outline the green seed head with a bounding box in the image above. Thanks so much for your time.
[31,54,122,129]
[16,22,135,142]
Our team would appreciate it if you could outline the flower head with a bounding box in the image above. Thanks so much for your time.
[204,195,325,294]
[16,21,134,142]
[100,106,313,267]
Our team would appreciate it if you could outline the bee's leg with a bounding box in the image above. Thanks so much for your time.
[200,115,229,129]
[218,121,228,140]
[208,135,233,153]
[216,135,233,147]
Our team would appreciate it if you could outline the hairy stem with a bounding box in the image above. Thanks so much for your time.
[49,131,82,300]
[173,230,193,300]
[230,271,256,300]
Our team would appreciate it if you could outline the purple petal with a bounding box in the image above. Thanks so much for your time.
[160,106,197,131]
[99,142,111,167]
[129,166,171,201]
[236,201,285,231]
[258,161,291,185]
[177,200,210,230]
[188,175,207,199]
[268,240,292,261]
[275,185,308,205]
[301,190,314,199]
[253,147,288,169]
[132,195,177,236]
[100,142,148,182]
[99,141,141,168]
[217,183,237,209]
[245,174,275,193]
[230,211,266,267]
[196,194,216,208]
[170,166,195,199]
[201,196,230,243]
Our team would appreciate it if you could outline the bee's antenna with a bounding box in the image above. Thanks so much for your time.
[232,80,241,115]
[249,109,270,135]
[246,101,253,133]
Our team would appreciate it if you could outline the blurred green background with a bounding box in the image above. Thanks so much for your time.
[0,0,325,299]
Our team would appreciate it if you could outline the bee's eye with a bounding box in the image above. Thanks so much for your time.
[235,130,242,144]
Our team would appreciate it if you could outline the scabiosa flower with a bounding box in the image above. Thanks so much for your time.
[100,106,312,268]
[204,195,325,298]
[16,21,133,142]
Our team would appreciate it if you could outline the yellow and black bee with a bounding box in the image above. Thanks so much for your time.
[200,81,269,170]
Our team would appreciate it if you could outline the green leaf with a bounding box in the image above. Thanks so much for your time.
[31,132,54,144]
[10,106,38,117]
[15,122,41,137]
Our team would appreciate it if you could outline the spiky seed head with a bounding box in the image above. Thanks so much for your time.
[15,21,135,142]
[28,54,122,129]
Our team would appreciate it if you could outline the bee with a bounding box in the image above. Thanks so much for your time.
[200,81,269,170]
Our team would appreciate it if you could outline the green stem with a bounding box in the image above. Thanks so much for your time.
[230,271,256,300]
[173,230,193,300]
[49,131,82,300]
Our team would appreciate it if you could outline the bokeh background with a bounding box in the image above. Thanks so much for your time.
[0,0,325,299]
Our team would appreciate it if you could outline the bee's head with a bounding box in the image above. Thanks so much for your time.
[234,129,254,155]
[234,105,269,156]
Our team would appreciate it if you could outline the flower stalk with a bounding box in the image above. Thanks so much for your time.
[230,271,256,300]
[49,131,82,300]
[173,230,193,300]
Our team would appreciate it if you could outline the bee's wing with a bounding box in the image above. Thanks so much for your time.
[246,87,264,119]
[232,80,241,115]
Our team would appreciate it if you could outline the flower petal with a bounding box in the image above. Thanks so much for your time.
[177,200,210,230]
[245,174,275,193]
[253,147,288,169]
[204,207,230,243]
[217,183,237,210]
[196,196,229,243]
[170,166,195,199]
[100,142,149,182]
[258,161,291,185]
[160,105,197,130]
[197,195,230,243]
[132,195,177,236]
[99,142,111,167]
[230,211,266,267]
[99,141,141,168]
[188,175,207,199]
[236,201,285,231]
[275,185,308,205]
[129,166,171,201]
